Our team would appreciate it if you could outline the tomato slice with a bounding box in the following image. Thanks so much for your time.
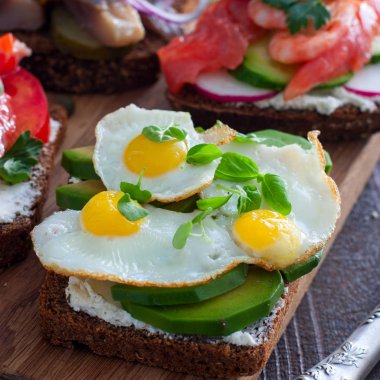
[0,81,16,158]
[2,68,50,146]
[0,33,31,75]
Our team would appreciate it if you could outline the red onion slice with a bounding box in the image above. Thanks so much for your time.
[194,70,278,103]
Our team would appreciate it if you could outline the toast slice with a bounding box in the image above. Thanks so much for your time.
[39,272,304,379]
[0,105,67,268]
[15,30,164,94]
[168,86,380,142]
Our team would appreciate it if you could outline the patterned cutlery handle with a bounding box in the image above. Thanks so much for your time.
[296,304,380,380]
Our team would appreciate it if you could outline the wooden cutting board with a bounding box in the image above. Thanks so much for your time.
[1,79,380,380]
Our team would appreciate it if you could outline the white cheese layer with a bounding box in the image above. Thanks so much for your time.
[0,118,60,223]
[66,276,286,347]
[254,87,380,115]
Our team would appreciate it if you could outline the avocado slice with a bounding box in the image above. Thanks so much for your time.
[56,180,199,213]
[61,146,100,180]
[281,250,323,283]
[51,6,130,61]
[121,266,284,336]
[112,264,249,306]
[56,180,106,210]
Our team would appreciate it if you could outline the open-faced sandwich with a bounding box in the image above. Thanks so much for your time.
[159,0,380,141]
[0,0,168,93]
[0,33,67,268]
[32,105,340,378]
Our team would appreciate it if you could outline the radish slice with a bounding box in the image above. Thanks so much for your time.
[194,70,278,103]
[344,64,380,97]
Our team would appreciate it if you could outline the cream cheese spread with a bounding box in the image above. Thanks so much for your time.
[0,118,60,223]
[254,87,380,115]
[66,276,286,347]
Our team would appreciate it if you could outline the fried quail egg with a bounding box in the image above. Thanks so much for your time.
[32,190,252,286]
[201,131,341,269]
[93,104,235,203]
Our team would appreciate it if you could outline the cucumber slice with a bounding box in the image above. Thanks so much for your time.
[281,250,323,283]
[51,6,129,60]
[230,36,298,90]
[61,146,100,180]
[371,34,380,64]
[121,266,284,336]
[112,264,248,306]
[315,72,353,90]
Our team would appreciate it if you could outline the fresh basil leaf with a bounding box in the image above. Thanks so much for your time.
[234,132,263,144]
[196,195,232,211]
[195,126,205,133]
[260,173,292,215]
[186,144,222,166]
[237,185,262,215]
[324,150,333,175]
[215,152,259,182]
[192,207,213,224]
[120,182,151,203]
[142,124,187,143]
[117,193,149,221]
[0,131,43,184]
[172,221,193,249]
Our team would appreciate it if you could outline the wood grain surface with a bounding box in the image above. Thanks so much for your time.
[0,79,379,379]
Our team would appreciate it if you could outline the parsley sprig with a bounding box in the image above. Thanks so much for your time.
[263,0,331,34]
[0,131,43,184]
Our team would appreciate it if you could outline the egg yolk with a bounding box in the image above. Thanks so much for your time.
[123,134,188,177]
[81,191,141,236]
[233,209,301,268]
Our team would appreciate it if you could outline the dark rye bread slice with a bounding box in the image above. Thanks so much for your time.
[40,272,300,379]
[168,86,380,142]
[0,105,67,268]
[15,30,164,94]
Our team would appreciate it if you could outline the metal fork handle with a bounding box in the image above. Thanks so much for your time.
[296,304,380,380]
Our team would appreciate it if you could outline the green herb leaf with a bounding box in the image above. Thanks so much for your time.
[142,123,187,143]
[117,193,149,221]
[196,195,232,211]
[234,132,263,144]
[120,171,152,204]
[262,0,330,34]
[0,131,43,184]
[172,221,193,249]
[215,152,259,182]
[260,173,292,215]
[186,144,222,166]
[0,80,4,96]
[237,185,262,215]
[192,207,214,224]
[195,126,205,133]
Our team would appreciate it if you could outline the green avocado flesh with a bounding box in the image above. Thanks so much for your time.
[112,264,249,306]
[51,6,129,60]
[230,37,352,91]
[61,146,99,180]
[56,180,106,210]
[121,267,284,336]
[56,179,199,213]
[281,251,323,283]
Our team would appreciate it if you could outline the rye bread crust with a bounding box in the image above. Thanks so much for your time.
[39,272,299,379]
[168,86,380,142]
[15,30,164,94]
[0,105,67,268]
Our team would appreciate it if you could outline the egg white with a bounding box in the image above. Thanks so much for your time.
[32,206,253,286]
[94,104,221,203]
[201,131,341,269]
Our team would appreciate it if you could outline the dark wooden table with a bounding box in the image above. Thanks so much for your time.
[262,162,380,380]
